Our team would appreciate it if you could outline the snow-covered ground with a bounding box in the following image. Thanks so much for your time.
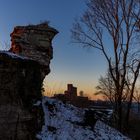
[37,97,131,140]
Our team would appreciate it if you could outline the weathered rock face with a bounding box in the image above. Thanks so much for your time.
[0,52,43,140]
[9,23,58,79]
[0,23,58,140]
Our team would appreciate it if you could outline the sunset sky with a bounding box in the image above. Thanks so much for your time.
[0,0,108,99]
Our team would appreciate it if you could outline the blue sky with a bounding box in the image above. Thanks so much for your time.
[0,0,108,98]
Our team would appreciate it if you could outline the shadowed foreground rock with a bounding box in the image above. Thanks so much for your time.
[0,23,58,140]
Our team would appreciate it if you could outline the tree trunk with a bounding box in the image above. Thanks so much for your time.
[118,96,122,131]
[138,102,140,113]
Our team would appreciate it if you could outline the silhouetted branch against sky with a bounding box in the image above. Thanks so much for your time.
[71,0,140,130]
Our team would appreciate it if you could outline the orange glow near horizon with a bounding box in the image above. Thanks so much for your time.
[43,78,104,100]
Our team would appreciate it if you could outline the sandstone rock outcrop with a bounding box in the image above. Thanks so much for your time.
[9,22,58,79]
[0,23,58,140]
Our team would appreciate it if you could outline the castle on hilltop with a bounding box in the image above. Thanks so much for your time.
[64,84,77,99]
[54,84,93,108]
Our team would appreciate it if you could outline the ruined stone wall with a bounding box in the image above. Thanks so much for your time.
[0,23,58,140]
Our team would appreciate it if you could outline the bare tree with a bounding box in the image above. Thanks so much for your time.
[95,70,130,104]
[71,0,140,131]
[95,71,116,104]
[95,70,132,129]
[79,90,84,97]
[134,89,140,113]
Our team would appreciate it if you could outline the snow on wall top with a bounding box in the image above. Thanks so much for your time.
[0,51,31,60]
